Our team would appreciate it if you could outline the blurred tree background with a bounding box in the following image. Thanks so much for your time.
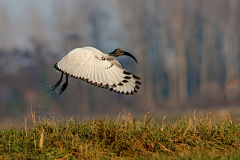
[0,0,240,121]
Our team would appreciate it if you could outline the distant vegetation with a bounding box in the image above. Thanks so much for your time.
[1,111,240,159]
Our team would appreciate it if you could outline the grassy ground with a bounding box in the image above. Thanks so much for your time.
[1,110,240,159]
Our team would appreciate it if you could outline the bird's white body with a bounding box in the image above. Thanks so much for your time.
[53,46,141,95]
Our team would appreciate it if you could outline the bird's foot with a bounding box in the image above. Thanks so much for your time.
[51,79,62,91]
[59,82,68,95]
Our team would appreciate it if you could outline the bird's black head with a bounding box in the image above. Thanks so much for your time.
[109,48,138,63]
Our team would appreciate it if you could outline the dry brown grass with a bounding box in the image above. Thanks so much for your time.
[0,109,240,159]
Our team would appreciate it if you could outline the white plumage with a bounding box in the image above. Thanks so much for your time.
[52,46,141,95]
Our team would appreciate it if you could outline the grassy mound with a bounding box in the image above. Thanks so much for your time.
[0,111,240,159]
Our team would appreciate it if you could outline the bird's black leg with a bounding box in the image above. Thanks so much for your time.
[52,72,64,91]
[59,74,68,95]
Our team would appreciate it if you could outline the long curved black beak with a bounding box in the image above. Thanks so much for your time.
[123,51,138,63]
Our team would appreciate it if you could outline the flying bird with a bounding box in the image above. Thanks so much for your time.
[52,47,141,95]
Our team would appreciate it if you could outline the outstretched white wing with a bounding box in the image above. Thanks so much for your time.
[54,47,141,95]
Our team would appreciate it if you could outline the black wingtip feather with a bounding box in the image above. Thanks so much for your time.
[135,81,142,85]
[118,82,123,86]
[133,75,141,80]
[54,63,58,70]
[104,84,109,89]
[135,85,140,89]
[124,76,132,79]
[123,71,132,75]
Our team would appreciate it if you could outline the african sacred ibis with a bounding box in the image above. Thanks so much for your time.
[52,47,141,95]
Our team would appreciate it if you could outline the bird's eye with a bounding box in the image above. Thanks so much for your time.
[102,57,105,60]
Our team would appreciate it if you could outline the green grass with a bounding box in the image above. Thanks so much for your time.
[1,110,240,159]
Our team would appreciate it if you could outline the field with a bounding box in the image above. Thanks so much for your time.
[1,110,240,159]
